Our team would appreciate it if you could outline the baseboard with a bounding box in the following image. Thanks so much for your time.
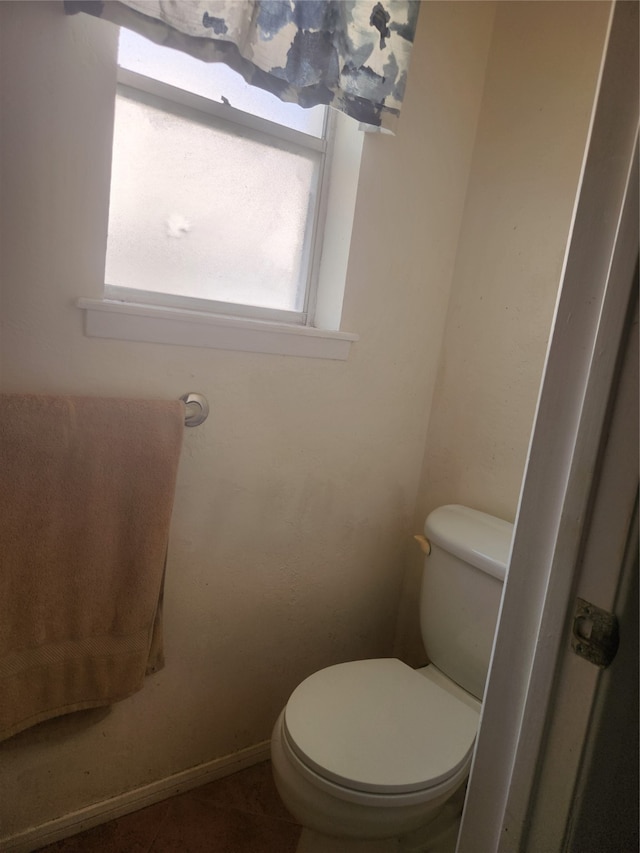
[1,740,271,853]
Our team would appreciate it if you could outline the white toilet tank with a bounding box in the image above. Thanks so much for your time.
[420,505,513,701]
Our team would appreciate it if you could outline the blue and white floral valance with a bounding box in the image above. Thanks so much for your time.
[65,0,420,132]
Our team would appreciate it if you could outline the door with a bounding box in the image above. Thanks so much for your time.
[526,272,638,851]
[456,2,639,851]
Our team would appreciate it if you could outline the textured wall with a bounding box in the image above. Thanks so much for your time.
[396,1,610,664]
[0,1,493,839]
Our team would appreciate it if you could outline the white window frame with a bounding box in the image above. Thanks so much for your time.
[78,52,361,360]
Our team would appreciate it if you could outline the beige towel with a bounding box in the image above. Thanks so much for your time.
[0,394,184,741]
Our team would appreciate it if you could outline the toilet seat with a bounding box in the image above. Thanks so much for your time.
[283,658,479,800]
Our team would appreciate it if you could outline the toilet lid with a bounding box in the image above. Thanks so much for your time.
[283,659,479,795]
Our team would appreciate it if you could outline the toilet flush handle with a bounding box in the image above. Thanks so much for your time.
[413,534,431,555]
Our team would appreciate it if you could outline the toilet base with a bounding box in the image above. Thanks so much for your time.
[294,794,462,853]
[397,788,465,853]
[272,709,466,852]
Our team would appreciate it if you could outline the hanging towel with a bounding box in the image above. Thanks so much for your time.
[0,394,184,741]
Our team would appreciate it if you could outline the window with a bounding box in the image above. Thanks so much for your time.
[79,30,362,357]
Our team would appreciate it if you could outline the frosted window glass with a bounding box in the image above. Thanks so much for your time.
[106,94,319,312]
[118,30,326,138]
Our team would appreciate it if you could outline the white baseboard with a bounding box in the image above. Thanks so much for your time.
[2,740,271,853]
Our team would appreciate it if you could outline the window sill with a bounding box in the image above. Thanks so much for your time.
[76,298,358,360]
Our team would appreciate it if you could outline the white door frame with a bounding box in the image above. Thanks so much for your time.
[456,2,639,850]
[527,266,638,852]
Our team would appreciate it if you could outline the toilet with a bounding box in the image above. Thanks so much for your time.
[270,505,513,852]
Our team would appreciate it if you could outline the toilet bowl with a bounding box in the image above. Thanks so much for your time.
[271,658,480,844]
[271,505,513,851]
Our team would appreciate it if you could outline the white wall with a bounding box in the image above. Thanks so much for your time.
[0,1,495,840]
[396,0,610,664]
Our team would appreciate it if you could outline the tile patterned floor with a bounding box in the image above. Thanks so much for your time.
[36,761,302,853]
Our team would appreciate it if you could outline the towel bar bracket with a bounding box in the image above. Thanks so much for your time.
[180,392,209,427]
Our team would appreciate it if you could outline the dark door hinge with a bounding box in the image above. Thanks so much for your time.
[571,598,620,668]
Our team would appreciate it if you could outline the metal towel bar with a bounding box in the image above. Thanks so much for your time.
[179,392,209,427]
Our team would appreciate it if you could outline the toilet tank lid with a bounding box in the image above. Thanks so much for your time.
[424,505,513,581]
